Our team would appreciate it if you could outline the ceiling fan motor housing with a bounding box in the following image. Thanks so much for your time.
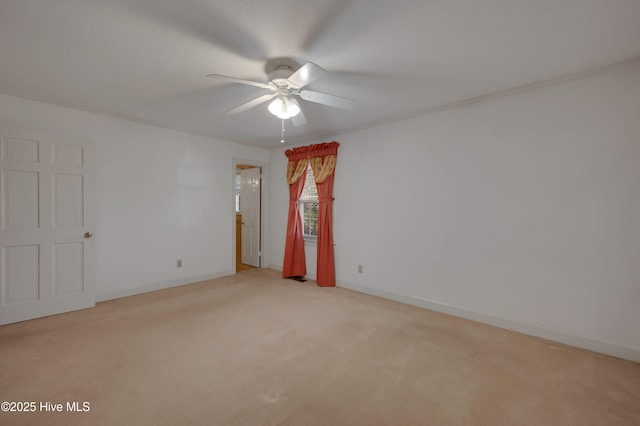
[268,66,296,88]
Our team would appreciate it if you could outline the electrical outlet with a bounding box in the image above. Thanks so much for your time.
[358,265,363,274]
[177,259,182,268]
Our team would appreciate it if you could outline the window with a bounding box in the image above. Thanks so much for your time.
[235,172,241,213]
[300,167,318,240]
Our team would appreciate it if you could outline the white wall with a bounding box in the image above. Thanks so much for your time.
[268,61,640,361]
[0,93,269,300]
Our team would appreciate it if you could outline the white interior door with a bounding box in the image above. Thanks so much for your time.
[0,126,94,325]
[240,167,260,267]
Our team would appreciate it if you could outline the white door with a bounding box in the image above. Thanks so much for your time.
[0,126,94,325]
[240,167,261,267]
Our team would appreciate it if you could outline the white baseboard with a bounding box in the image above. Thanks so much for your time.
[96,269,235,303]
[336,280,640,363]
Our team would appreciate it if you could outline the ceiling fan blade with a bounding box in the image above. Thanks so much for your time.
[227,94,275,115]
[299,90,357,110]
[287,62,327,88]
[207,74,274,90]
[291,109,307,127]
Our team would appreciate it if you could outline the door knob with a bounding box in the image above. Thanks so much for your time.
[84,232,93,238]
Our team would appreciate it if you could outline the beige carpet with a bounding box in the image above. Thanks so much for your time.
[1,269,638,425]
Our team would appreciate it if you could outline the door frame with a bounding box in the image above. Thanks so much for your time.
[232,158,268,271]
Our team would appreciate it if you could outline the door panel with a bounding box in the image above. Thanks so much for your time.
[0,126,94,325]
[3,169,39,229]
[52,143,83,166]
[53,242,84,295]
[1,136,39,162]
[3,245,39,303]
[240,167,261,267]
[53,173,84,227]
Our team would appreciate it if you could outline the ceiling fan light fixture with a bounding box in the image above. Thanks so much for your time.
[285,98,301,118]
[268,97,300,119]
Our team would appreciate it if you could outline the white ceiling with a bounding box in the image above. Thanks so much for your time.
[1,0,640,148]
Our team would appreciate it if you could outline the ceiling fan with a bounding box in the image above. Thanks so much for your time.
[207,62,357,128]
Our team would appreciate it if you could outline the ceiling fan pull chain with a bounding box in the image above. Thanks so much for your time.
[281,119,285,143]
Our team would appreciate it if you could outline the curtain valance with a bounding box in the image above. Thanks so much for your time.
[286,141,339,185]
[285,141,339,160]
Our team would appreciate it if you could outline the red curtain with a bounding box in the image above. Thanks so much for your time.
[281,152,308,278]
[282,142,339,286]
[282,141,340,287]
[309,142,339,287]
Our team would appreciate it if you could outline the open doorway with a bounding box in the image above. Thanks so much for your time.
[235,164,261,272]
